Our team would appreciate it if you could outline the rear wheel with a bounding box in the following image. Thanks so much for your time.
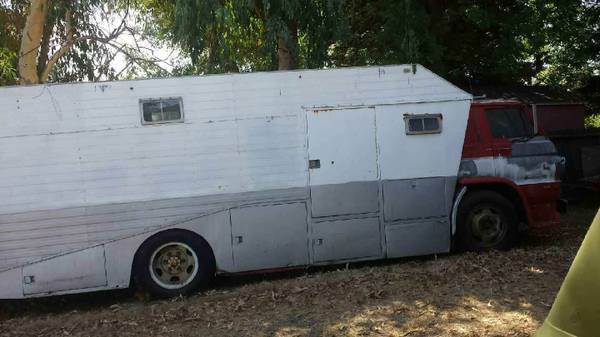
[133,230,215,298]
[457,190,518,251]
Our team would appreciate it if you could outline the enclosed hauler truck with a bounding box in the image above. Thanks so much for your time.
[0,65,562,299]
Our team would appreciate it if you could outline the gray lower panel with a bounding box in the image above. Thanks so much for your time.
[0,187,308,272]
[310,181,379,218]
[383,177,448,222]
[385,219,450,258]
[2,176,459,274]
[231,202,309,272]
[312,217,381,263]
[23,245,108,295]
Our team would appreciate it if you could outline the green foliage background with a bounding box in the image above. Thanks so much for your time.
[135,0,599,94]
[1,0,599,110]
[586,114,600,128]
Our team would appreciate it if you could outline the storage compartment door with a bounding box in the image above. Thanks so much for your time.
[23,245,107,295]
[231,203,309,272]
[385,219,450,258]
[382,177,448,222]
[312,217,381,263]
[307,108,379,217]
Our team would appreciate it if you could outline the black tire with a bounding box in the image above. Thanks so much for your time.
[456,190,518,251]
[132,230,216,298]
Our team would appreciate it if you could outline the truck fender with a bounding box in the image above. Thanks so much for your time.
[451,186,468,235]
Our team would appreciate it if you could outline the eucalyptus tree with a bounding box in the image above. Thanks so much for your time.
[8,0,599,93]
[16,0,168,85]
[142,0,346,73]
[19,0,129,84]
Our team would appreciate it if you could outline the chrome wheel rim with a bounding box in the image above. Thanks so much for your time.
[149,242,199,289]
[470,207,506,247]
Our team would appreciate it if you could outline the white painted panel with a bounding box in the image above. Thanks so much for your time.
[22,245,107,295]
[376,101,470,180]
[0,110,307,214]
[307,108,378,185]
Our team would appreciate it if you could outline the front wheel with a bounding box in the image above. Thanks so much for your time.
[133,230,216,298]
[456,190,519,251]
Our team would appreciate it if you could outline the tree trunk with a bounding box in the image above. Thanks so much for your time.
[36,17,53,79]
[41,9,75,83]
[18,0,49,85]
[277,21,298,70]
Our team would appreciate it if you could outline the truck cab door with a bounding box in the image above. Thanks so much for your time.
[485,109,513,157]
[483,106,533,157]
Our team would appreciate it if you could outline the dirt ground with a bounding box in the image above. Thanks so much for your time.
[1,199,598,337]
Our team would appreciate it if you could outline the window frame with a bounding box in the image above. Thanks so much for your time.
[140,97,185,125]
[485,107,533,140]
[403,113,443,135]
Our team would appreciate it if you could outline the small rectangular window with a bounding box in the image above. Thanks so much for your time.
[140,97,184,124]
[486,108,533,139]
[404,114,442,135]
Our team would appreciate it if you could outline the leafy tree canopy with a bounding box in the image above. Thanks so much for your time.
[137,0,599,95]
[1,0,598,100]
[138,0,346,73]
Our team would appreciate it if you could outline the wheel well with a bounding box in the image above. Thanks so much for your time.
[131,229,215,283]
[463,183,527,225]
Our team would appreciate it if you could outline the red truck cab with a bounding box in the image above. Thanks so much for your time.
[455,100,563,251]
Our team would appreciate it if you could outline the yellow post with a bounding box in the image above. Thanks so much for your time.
[536,209,600,337]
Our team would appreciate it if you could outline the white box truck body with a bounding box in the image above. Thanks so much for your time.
[0,65,471,298]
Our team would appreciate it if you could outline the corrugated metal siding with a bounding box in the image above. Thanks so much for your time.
[0,65,471,271]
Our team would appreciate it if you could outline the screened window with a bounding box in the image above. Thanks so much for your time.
[404,114,443,135]
[485,108,533,139]
[141,98,183,124]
